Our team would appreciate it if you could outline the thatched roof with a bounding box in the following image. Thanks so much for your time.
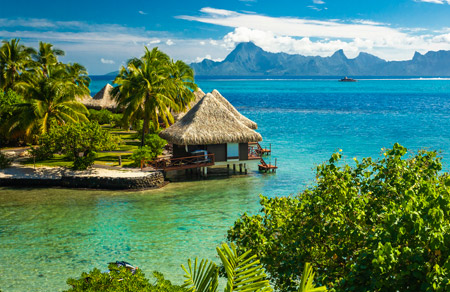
[173,88,206,121]
[159,93,262,145]
[79,84,119,110]
[211,89,257,129]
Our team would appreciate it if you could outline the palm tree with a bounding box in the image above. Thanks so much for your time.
[112,47,197,146]
[64,62,91,98]
[0,39,36,91]
[33,41,65,77]
[169,60,197,113]
[10,68,89,137]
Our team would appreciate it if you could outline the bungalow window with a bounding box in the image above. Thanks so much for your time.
[227,143,239,161]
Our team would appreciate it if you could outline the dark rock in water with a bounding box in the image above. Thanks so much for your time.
[191,42,450,76]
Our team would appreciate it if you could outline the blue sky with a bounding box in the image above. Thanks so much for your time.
[1,0,449,74]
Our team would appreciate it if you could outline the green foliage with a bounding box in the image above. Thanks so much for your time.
[112,47,197,146]
[65,263,183,292]
[89,108,113,124]
[132,146,155,166]
[0,89,23,145]
[228,143,450,291]
[36,122,120,170]
[181,243,273,292]
[182,258,219,292]
[0,152,12,169]
[88,108,123,127]
[144,134,166,156]
[298,263,327,292]
[1,39,90,142]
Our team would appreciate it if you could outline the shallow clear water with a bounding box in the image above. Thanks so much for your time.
[2,78,450,291]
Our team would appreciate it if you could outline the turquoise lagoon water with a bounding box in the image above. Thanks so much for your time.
[2,78,450,291]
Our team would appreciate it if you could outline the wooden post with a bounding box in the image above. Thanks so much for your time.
[118,155,122,166]
[140,160,143,170]
[233,164,236,174]
[239,163,242,174]
[204,167,208,178]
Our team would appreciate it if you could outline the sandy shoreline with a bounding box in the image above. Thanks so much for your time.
[0,163,153,179]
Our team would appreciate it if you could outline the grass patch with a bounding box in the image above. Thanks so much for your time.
[95,153,134,167]
[22,154,73,168]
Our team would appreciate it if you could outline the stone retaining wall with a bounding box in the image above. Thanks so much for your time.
[0,171,166,190]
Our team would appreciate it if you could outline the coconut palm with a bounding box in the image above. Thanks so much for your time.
[10,68,89,137]
[33,41,65,77]
[64,62,91,97]
[0,38,35,91]
[169,60,197,113]
[112,47,197,146]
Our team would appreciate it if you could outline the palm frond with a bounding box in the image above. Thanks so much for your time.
[217,243,273,292]
[297,263,327,292]
[181,258,219,292]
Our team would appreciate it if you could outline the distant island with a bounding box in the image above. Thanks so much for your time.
[190,42,450,77]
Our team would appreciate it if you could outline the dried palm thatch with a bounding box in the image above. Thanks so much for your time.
[211,89,257,129]
[78,84,119,110]
[159,93,262,145]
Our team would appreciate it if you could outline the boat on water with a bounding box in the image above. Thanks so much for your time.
[339,77,357,82]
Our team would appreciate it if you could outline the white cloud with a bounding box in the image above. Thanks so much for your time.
[166,39,174,46]
[148,39,161,44]
[200,41,206,45]
[415,0,450,4]
[313,0,325,4]
[100,58,115,64]
[209,39,218,45]
[138,11,147,15]
[307,6,323,11]
[178,7,450,61]
[195,54,224,62]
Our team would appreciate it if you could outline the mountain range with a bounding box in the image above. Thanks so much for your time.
[190,42,450,77]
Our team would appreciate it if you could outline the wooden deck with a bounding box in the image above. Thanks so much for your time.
[258,157,277,172]
[144,154,215,172]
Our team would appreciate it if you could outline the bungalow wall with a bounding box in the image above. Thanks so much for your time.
[172,143,249,162]
[239,143,248,160]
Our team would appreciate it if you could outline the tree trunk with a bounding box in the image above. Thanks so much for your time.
[141,117,149,147]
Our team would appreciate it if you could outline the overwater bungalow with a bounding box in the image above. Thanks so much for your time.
[157,92,262,173]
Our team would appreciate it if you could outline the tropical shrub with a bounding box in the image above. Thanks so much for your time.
[144,134,167,157]
[228,144,450,291]
[36,122,119,170]
[88,108,113,124]
[0,152,12,169]
[132,146,155,167]
[0,89,24,144]
[65,263,183,292]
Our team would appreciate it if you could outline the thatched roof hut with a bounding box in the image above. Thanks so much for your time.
[79,84,119,111]
[211,89,257,129]
[160,93,262,145]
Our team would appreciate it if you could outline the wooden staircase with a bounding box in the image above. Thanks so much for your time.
[258,157,277,172]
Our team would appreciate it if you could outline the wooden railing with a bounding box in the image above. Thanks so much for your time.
[248,145,260,159]
[144,153,215,171]
[249,142,271,157]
